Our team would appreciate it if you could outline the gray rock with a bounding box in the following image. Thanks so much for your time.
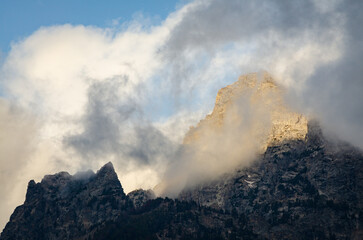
[179,122,363,239]
[127,189,156,209]
[0,162,131,240]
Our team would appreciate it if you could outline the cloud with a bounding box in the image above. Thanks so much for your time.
[0,99,41,232]
[63,76,138,163]
[0,99,37,189]
[294,1,363,147]
[155,87,273,197]
[63,77,179,182]
[160,0,363,150]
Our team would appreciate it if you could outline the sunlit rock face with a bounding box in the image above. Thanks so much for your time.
[178,73,363,239]
[184,72,308,149]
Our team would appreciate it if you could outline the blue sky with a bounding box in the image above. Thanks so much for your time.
[0,0,182,54]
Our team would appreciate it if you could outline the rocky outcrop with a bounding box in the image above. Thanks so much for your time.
[178,73,363,239]
[179,121,363,239]
[184,72,308,150]
[127,189,156,209]
[0,162,131,240]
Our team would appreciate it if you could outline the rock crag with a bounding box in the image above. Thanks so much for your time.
[184,72,308,150]
[180,121,363,239]
[0,162,131,240]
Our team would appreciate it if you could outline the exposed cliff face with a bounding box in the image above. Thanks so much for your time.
[153,72,310,198]
[179,122,363,239]
[184,72,308,150]
[0,162,131,240]
[177,73,363,239]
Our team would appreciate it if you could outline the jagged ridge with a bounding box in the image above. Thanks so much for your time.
[1,162,131,240]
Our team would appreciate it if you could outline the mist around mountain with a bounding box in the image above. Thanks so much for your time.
[1,1,363,233]
[1,74,362,240]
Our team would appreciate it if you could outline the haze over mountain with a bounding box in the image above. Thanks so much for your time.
[155,72,309,197]
[1,0,363,232]
[1,74,362,239]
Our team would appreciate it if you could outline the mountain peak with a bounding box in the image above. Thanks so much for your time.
[1,162,129,239]
[184,72,308,148]
[97,161,115,176]
[95,162,121,189]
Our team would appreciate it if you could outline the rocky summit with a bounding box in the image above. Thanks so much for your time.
[184,72,308,149]
[1,74,363,240]
[0,162,131,240]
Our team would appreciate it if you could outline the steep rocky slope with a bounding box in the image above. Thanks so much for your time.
[178,73,363,239]
[180,122,363,239]
[0,163,131,240]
